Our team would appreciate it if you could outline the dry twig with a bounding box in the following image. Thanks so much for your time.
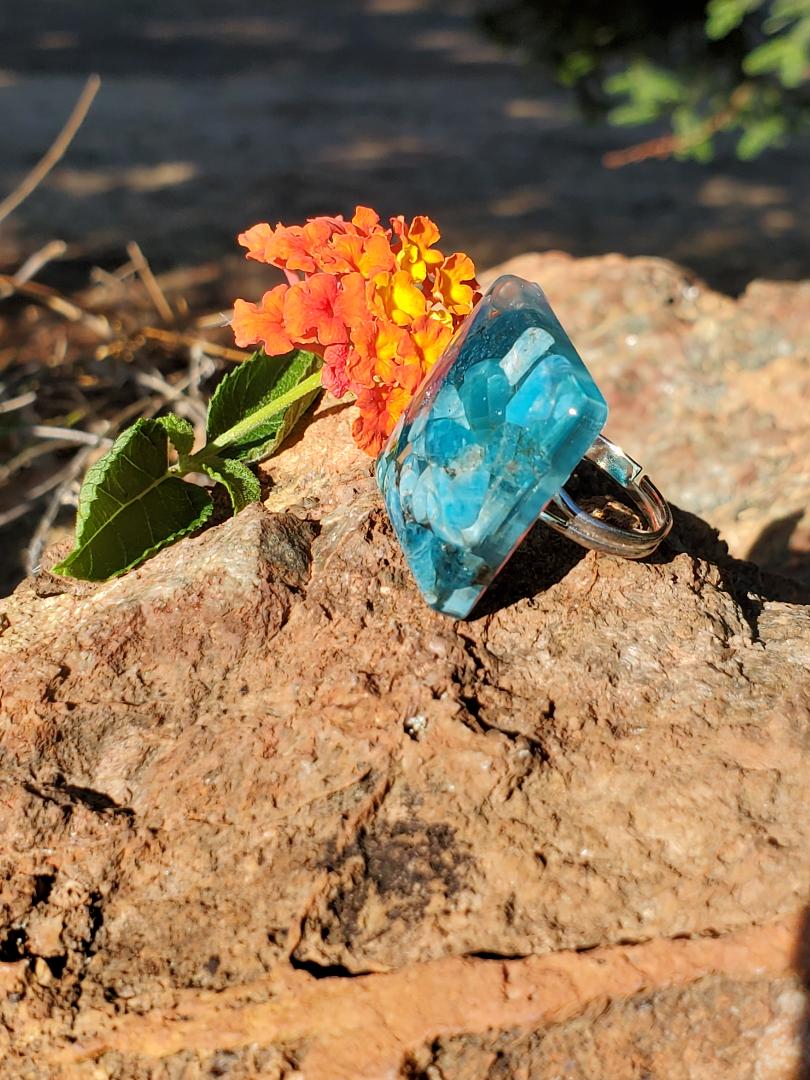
[126,241,175,323]
[0,274,112,339]
[0,391,37,415]
[0,455,90,529]
[602,86,751,168]
[27,425,114,449]
[13,240,68,286]
[0,439,78,485]
[0,75,101,225]
[138,325,244,362]
[25,445,94,573]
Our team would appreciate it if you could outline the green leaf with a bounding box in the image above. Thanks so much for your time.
[744,29,809,86]
[557,49,595,87]
[159,412,195,457]
[52,417,213,581]
[605,61,685,125]
[706,0,763,40]
[671,105,716,161]
[198,457,261,513]
[736,113,788,157]
[206,349,322,463]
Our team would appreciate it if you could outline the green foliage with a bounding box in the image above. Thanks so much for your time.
[672,105,717,161]
[745,17,810,85]
[54,350,322,581]
[605,62,685,125]
[481,0,809,160]
[51,418,213,581]
[605,0,807,158]
[736,111,788,155]
[196,457,261,514]
[705,0,762,39]
[557,50,596,87]
[206,348,321,462]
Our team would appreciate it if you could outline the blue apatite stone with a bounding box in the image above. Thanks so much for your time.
[376,274,608,618]
[461,360,511,432]
[424,417,475,466]
[401,522,440,604]
[431,381,465,422]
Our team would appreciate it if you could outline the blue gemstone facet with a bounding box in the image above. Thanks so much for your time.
[376,274,608,618]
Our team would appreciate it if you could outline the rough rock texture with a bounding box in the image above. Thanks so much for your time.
[0,255,809,1077]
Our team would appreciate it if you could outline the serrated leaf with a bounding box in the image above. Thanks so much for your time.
[67,413,194,546]
[206,349,322,463]
[158,412,195,457]
[52,418,213,581]
[198,457,261,513]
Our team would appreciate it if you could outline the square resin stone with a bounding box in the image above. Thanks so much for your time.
[376,274,608,618]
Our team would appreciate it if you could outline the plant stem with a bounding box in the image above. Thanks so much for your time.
[189,370,323,462]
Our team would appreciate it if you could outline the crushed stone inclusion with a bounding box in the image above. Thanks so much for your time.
[376,274,608,618]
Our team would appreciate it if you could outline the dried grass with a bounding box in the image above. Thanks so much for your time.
[0,76,245,591]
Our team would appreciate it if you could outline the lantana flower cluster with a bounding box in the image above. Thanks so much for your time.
[231,206,480,455]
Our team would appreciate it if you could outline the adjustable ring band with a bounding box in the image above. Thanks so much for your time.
[539,434,672,559]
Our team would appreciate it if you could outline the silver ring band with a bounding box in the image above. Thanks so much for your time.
[539,434,672,559]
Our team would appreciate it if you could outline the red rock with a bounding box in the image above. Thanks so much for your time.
[0,255,808,1077]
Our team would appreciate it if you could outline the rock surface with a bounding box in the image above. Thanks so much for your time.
[0,255,809,1077]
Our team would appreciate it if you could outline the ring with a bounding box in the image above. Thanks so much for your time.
[376,274,673,618]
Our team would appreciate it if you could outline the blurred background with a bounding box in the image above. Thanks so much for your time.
[1,0,808,590]
[2,0,808,289]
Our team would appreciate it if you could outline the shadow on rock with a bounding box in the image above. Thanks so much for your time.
[664,505,810,642]
[473,520,588,618]
[476,484,810,622]
[747,510,810,590]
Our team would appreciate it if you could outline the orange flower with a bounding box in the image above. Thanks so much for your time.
[331,231,396,279]
[348,317,424,395]
[239,218,338,273]
[409,314,453,371]
[351,384,412,457]
[333,271,374,327]
[237,222,276,265]
[231,284,293,353]
[231,206,481,456]
[283,273,348,347]
[391,215,444,282]
[350,206,384,235]
[371,269,427,326]
[431,252,480,316]
[374,321,425,394]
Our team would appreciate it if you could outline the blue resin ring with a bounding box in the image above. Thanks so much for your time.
[376,274,672,618]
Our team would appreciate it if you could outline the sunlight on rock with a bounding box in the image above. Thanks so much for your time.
[0,70,15,88]
[49,161,198,197]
